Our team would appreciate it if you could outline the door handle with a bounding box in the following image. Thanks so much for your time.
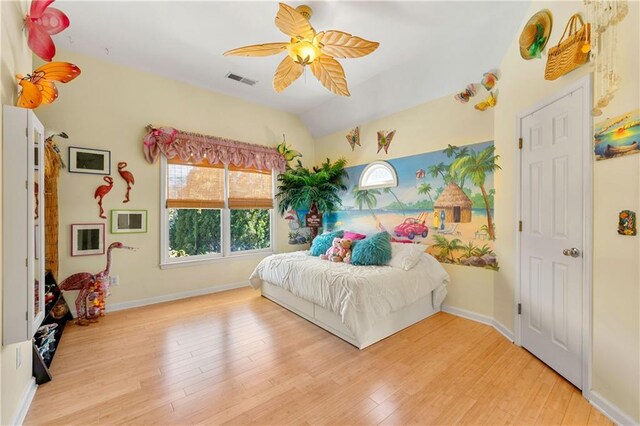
[563,248,581,258]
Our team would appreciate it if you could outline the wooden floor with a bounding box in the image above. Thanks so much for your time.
[26,287,611,425]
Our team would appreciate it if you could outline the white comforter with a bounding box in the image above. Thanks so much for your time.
[249,251,449,337]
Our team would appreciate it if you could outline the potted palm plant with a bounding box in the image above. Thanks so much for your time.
[276,158,348,236]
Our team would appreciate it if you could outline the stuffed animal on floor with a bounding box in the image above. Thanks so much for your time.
[320,237,353,263]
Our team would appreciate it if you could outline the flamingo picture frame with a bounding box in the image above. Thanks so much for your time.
[71,223,105,256]
[111,210,147,234]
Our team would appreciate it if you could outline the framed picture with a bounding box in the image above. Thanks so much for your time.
[68,146,111,175]
[111,210,147,234]
[71,223,105,256]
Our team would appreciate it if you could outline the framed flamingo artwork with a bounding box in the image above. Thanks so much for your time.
[71,223,105,256]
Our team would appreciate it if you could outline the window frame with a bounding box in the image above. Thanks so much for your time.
[358,160,398,190]
[160,156,275,268]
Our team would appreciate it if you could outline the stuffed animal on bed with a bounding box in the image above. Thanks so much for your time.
[320,237,353,263]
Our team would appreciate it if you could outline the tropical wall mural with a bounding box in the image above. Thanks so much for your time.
[326,141,500,269]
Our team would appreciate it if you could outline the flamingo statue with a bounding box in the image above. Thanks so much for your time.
[94,176,113,219]
[117,162,135,203]
[59,242,135,325]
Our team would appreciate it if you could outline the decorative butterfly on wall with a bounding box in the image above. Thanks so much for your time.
[277,136,302,163]
[474,92,498,111]
[16,62,81,109]
[377,130,396,154]
[481,71,499,91]
[345,127,360,151]
[25,0,70,62]
[454,84,476,104]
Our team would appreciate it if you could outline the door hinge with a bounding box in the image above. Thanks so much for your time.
[26,128,28,137]
[518,137,523,149]
[25,258,28,267]
[25,311,28,320]
[518,221,523,232]
[25,180,28,190]
[517,303,522,315]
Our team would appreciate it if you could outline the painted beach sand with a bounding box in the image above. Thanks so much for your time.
[594,109,640,161]
[327,140,499,269]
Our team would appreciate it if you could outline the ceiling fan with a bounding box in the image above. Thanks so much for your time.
[223,2,379,96]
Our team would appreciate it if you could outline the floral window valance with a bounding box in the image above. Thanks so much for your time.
[143,125,287,172]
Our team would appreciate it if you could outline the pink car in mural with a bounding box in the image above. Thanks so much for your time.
[394,218,428,240]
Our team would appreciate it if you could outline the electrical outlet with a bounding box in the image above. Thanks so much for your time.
[16,346,21,369]
[110,275,119,286]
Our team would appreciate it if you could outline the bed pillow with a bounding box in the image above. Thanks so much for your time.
[388,242,426,271]
[344,231,366,241]
[350,232,392,266]
[310,230,344,256]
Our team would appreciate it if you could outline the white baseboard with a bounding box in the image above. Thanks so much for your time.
[441,304,514,343]
[11,377,37,426]
[106,281,250,312]
[588,390,638,426]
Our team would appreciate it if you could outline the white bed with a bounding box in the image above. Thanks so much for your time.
[249,251,449,349]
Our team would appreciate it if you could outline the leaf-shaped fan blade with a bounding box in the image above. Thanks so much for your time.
[275,3,315,41]
[273,55,304,93]
[310,56,350,96]
[316,30,379,58]
[223,42,289,57]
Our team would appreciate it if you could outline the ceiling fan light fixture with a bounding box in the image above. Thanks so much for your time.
[223,2,379,97]
[287,40,321,65]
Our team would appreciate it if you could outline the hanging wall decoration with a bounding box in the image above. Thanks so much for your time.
[474,92,498,111]
[345,127,361,151]
[519,9,553,60]
[454,84,476,104]
[544,14,591,81]
[585,0,628,116]
[481,71,499,91]
[618,210,636,236]
[94,176,114,219]
[276,135,302,164]
[376,130,396,154]
[117,162,135,203]
[25,0,70,62]
[594,109,640,160]
[16,62,81,109]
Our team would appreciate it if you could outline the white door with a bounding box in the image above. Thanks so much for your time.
[519,87,585,389]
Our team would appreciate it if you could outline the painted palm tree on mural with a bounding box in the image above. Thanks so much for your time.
[444,145,471,190]
[431,235,464,263]
[383,187,406,216]
[417,182,434,206]
[352,186,380,222]
[427,162,450,182]
[451,145,501,240]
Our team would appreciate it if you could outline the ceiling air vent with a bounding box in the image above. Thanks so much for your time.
[226,72,257,86]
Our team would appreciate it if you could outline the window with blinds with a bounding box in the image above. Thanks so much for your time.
[166,159,224,209]
[228,165,273,209]
[162,157,274,263]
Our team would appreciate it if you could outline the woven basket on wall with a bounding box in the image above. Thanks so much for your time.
[545,14,591,81]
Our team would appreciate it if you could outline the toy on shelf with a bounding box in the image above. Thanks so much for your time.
[117,162,135,203]
[58,242,135,325]
[94,176,113,219]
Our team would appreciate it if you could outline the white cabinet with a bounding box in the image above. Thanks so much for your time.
[3,106,46,345]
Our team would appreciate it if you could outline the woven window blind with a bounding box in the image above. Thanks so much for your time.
[228,165,273,209]
[166,159,225,208]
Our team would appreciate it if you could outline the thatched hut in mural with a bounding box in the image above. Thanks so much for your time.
[434,182,472,223]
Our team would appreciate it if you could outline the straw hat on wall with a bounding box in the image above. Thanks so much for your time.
[519,9,553,59]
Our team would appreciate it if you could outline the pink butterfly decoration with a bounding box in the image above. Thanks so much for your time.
[25,0,70,62]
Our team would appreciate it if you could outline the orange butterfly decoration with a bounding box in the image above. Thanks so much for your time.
[16,62,81,109]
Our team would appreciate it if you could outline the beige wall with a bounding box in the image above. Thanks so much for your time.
[314,95,496,318]
[494,1,639,421]
[1,1,36,424]
[35,48,316,308]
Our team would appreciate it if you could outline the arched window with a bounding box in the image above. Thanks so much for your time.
[358,161,398,190]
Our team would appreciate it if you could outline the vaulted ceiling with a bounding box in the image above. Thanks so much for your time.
[56,1,530,137]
